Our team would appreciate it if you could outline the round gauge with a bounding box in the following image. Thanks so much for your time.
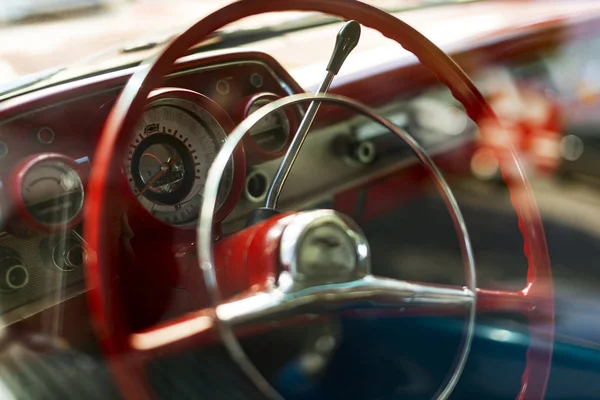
[242,93,297,161]
[14,155,85,229]
[125,89,244,226]
[247,99,290,152]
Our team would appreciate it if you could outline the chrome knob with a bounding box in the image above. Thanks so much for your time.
[0,256,29,292]
[52,236,87,271]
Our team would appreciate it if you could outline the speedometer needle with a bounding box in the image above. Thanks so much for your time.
[137,155,180,197]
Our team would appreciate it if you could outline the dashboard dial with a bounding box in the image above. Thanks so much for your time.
[247,98,290,152]
[241,93,297,163]
[125,91,239,226]
[13,154,85,230]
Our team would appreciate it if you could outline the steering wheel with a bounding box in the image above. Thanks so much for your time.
[85,1,554,400]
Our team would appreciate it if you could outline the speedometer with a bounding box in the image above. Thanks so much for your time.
[124,89,244,226]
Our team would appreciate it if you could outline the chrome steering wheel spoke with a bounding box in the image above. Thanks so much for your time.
[216,275,474,327]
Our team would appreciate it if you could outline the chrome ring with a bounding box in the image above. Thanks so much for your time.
[197,93,476,400]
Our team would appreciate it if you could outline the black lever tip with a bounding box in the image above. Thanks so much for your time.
[326,20,361,75]
[245,207,281,227]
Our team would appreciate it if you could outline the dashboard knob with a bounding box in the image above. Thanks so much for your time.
[65,244,86,268]
[332,135,377,165]
[0,256,29,292]
[351,140,376,165]
[52,236,87,272]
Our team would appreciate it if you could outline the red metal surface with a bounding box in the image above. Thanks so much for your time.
[0,51,301,185]
[127,213,293,357]
[214,213,293,296]
[84,1,554,400]
[0,50,303,117]
[0,52,299,245]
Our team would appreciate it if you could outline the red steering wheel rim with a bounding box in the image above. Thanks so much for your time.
[85,1,554,399]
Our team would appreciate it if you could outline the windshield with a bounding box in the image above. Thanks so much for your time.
[0,0,466,89]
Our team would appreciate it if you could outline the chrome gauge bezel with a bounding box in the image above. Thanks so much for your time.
[241,92,298,163]
[124,92,237,227]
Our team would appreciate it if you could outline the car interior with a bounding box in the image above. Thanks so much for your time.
[1,0,600,399]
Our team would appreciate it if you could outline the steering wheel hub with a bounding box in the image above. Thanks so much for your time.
[280,210,369,287]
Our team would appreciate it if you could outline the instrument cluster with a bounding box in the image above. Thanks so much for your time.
[122,90,298,228]
[0,55,301,325]
[123,87,299,228]
[125,89,240,226]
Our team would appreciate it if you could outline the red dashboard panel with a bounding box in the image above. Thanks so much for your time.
[0,51,306,330]
[0,51,304,233]
[0,51,302,169]
[0,0,584,338]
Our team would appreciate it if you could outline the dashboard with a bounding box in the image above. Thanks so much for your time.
[0,52,304,324]
[0,0,594,334]
[0,49,476,329]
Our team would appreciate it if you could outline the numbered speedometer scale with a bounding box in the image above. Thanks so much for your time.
[125,96,235,226]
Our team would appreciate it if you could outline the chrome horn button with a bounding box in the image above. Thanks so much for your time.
[279,210,369,291]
